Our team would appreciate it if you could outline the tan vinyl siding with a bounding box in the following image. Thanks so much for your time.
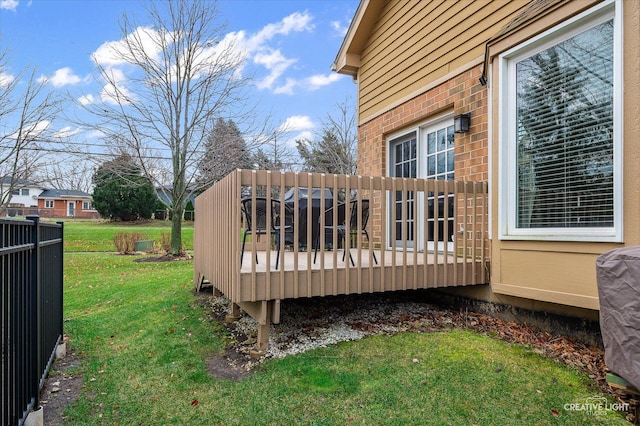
[488,0,637,311]
[358,0,529,123]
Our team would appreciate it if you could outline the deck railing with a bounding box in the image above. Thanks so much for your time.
[195,169,488,299]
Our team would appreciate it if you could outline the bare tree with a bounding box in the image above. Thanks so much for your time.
[79,0,258,255]
[296,97,357,175]
[0,50,61,208]
[42,161,95,193]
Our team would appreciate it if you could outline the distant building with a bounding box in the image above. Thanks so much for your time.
[0,176,99,218]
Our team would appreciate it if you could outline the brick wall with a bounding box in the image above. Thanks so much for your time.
[358,64,489,249]
[358,63,488,182]
[36,199,100,219]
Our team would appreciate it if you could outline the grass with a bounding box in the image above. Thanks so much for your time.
[61,219,194,252]
[59,221,629,425]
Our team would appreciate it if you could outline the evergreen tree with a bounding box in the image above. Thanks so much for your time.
[92,155,159,221]
[197,118,252,188]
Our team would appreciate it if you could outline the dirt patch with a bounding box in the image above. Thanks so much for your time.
[39,345,82,426]
[205,347,255,381]
[133,253,191,262]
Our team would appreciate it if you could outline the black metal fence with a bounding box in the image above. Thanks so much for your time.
[1,216,64,426]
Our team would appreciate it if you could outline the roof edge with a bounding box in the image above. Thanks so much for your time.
[332,0,386,77]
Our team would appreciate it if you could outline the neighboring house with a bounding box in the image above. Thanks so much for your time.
[0,176,44,211]
[0,176,99,218]
[37,189,99,219]
[333,0,636,320]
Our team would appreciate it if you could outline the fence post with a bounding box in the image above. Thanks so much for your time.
[26,215,41,411]
[57,221,65,357]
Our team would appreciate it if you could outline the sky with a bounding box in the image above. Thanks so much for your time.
[0,0,359,170]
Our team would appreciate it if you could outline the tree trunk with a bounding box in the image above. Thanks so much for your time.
[170,207,183,255]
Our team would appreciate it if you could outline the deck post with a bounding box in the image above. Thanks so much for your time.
[238,300,273,353]
[225,302,242,323]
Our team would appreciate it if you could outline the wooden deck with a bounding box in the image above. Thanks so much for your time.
[238,249,485,299]
[194,169,489,351]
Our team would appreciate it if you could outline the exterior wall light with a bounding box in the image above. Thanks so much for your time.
[454,113,471,133]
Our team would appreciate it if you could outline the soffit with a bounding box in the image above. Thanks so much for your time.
[333,0,387,77]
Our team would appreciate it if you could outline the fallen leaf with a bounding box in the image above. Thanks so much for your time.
[551,409,560,417]
[191,399,199,407]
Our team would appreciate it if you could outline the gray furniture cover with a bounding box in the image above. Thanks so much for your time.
[596,246,640,389]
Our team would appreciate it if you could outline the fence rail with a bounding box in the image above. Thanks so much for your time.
[1,216,64,426]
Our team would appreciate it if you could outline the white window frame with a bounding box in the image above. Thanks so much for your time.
[498,0,623,242]
[386,113,455,251]
[45,200,54,208]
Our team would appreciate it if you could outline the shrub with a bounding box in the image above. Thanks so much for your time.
[159,232,171,253]
[113,232,148,254]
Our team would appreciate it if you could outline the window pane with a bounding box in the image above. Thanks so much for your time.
[437,152,445,174]
[428,155,435,176]
[437,129,446,150]
[427,133,435,153]
[447,126,455,148]
[515,20,614,229]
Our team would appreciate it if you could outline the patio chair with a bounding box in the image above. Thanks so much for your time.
[313,199,378,266]
[240,197,293,270]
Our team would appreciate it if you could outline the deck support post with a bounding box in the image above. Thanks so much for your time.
[238,300,282,354]
[225,302,242,323]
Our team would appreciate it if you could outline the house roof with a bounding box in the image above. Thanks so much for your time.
[0,176,41,188]
[39,189,92,199]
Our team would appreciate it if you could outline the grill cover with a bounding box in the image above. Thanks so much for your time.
[596,246,640,390]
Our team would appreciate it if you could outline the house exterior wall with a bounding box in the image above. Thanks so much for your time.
[36,199,100,219]
[3,186,43,207]
[487,0,638,312]
[357,0,529,124]
[346,0,635,316]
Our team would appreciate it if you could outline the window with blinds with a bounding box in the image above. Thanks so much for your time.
[500,1,621,241]
[516,20,613,229]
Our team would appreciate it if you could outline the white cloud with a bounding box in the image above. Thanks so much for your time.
[273,78,296,95]
[330,20,349,37]
[53,126,81,139]
[78,93,94,106]
[279,115,315,133]
[0,0,18,11]
[100,68,134,105]
[249,11,314,48]
[306,73,342,90]
[293,130,314,143]
[224,12,314,93]
[0,71,15,87]
[92,26,166,67]
[5,120,50,141]
[39,67,85,87]
[254,50,296,90]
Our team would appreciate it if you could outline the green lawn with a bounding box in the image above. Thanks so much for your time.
[58,222,628,425]
[61,219,194,252]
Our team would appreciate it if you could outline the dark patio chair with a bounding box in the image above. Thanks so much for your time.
[240,197,293,270]
[313,199,378,266]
